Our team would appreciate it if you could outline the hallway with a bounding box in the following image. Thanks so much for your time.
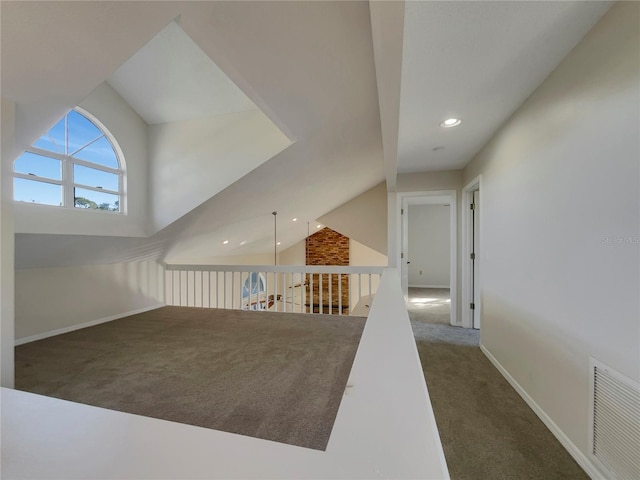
[408,289,587,479]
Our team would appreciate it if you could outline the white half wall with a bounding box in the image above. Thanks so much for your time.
[15,261,165,342]
[463,2,639,476]
[2,268,449,480]
[408,205,450,287]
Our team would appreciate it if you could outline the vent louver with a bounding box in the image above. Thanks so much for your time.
[590,359,640,480]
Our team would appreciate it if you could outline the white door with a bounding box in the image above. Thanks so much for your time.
[472,190,480,329]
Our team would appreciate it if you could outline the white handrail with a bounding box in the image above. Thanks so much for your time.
[163,264,385,316]
[165,264,384,274]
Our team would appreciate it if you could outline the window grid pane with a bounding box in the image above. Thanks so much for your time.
[67,110,103,154]
[74,164,118,191]
[74,187,119,212]
[14,178,62,206]
[13,108,124,212]
[14,152,61,180]
[72,136,119,169]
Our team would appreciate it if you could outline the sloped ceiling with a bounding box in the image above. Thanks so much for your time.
[4,1,384,268]
[5,1,614,269]
[107,21,257,125]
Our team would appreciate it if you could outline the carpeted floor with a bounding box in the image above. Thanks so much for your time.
[408,287,451,324]
[15,306,366,451]
[407,290,588,479]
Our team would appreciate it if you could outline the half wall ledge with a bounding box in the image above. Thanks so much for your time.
[1,268,449,479]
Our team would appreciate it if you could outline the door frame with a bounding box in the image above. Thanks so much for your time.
[399,190,457,326]
[461,175,482,329]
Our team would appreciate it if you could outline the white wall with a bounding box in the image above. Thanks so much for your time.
[463,2,639,475]
[318,182,387,254]
[279,240,305,265]
[14,83,150,237]
[408,205,450,287]
[1,97,17,387]
[15,261,165,342]
[350,239,387,267]
[149,110,291,233]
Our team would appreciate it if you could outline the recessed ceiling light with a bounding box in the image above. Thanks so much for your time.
[222,240,229,245]
[277,242,281,245]
[292,217,298,222]
[440,118,461,128]
[316,224,322,229]
[239,240,247,246]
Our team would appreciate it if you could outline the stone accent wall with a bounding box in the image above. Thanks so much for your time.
[305,228,349,313]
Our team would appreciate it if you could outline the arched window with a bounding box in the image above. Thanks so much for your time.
[241,272,268,310]
[13,108,125,213]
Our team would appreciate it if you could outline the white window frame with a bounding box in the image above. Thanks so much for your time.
[13,107,126,213]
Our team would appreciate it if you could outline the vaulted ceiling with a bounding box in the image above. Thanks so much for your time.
[2,1,612,268]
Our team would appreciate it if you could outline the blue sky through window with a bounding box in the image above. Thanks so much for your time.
[14,109,122,210]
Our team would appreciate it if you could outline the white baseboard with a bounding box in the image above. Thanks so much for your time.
[480,344,604,480]
[408,284,449,289]
[15,304,166,346]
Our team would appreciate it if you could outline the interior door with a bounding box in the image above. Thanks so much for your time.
[401,203,409,299]
[472,190,480,329]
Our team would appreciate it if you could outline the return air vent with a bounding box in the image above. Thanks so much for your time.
[589,359,640,480]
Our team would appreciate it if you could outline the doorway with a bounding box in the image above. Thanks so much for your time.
[400,191,457,326]
[462,176,482,329]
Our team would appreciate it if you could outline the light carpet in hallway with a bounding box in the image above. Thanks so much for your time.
[408,291,587,479]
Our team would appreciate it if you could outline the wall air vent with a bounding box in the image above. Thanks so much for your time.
[589,359,640,480]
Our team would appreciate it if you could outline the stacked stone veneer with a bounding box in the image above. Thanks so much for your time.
[305,228,349,313]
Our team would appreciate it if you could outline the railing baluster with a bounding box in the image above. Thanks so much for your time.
[283,272,287,313]
[349,273,352,315]
[310,273,314,314]
[358,273,362,311]
[163,266,383,316]
[320,273,324,315]
[223,271,227,309]
[275,272,279,313]
[338,273,342,316]
[301,273,305,313]
[328,273,332,315]
[171,270,175,306]
[264,271,268,311]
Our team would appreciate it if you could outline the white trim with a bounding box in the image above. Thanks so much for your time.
[461,175,482,329]
[13,107,127,214]
[165,264,384,274]
[14,304,165,346]
[408,284,450,289]
[399,190,458,326]
[480,344,605,480]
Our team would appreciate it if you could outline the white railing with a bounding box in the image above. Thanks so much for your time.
[164,264,385,316]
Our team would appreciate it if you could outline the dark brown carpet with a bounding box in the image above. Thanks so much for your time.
[15,306,366,451]
[410,323,588,479]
